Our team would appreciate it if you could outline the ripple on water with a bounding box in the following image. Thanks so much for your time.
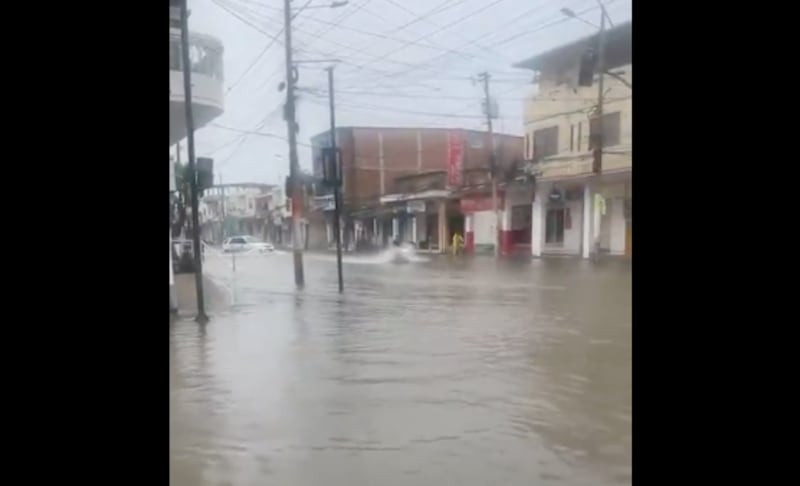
[171,256,631,485]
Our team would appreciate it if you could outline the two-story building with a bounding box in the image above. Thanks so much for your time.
[514,21,631,258]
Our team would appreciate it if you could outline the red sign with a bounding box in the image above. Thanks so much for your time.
[461,195,503,213]
[447,131,464,186]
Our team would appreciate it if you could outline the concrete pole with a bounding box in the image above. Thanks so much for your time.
[283,0,305,288]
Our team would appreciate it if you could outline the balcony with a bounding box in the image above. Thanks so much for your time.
[531,146,631,181]
[169,29,224,145]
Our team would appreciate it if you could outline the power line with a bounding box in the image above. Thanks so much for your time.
[487,3,604,48]
[351,0,582,87]
[215,0,315,95]
[350,0,511,74]
[226,0,499,81]
[373,0,524,64]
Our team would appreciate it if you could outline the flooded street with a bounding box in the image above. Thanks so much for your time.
[170,253,631,485]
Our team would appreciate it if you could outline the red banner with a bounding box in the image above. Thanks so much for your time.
[447,131,464,187]
[461,195,502,213]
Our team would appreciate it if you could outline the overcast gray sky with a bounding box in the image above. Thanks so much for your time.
[178,0,632,185]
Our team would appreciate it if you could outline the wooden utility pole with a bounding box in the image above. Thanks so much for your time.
[179,0,208,323]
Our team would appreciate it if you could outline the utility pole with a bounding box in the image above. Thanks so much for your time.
[327,66,344,293]
[283,0,305,288]
[179,0,208,323]
[479,71,500,258]
[590,6,607,262]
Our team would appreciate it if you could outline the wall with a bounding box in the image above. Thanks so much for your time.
[609,198,626,255]
[472,211,496,246]
[318,127,523,209]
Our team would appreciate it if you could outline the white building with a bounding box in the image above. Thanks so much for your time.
[513,21,631,259]
[199,183,277,244]
[170,3,225,312]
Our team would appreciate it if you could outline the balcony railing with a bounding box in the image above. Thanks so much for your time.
[529,146,632,180]
[169,34,224,81]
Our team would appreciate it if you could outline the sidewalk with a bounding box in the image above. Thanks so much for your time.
[173,273,230,316]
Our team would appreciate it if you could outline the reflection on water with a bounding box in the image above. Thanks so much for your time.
[170,254,631,485]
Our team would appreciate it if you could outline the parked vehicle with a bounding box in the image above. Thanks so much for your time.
[222,236,274,254]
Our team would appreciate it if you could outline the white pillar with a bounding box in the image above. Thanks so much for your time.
[582,184,592,259]
[531,192,544,257]
[392,217,399,240]
[610,198,626,255]
[412,216,418,243]
[169,229,177,312]
[593,193,603,243]
[326,220,333,245]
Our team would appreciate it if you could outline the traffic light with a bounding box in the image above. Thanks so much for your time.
[196,157,214,191]
[578,49,597,87]
[321,147,342,188]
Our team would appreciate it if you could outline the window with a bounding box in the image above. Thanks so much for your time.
[532,125,559,160]
[589,112,621,149]
[577,122,583,151]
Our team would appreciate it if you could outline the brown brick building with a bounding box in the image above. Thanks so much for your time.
[309,127,524,252]
[311,127,523,209]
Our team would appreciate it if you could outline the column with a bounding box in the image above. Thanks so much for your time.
[438,200,448,253]
[169,229,177,313]
[500,206,512,255]
[411,216,418,244]
[326,219,333,246]
[392,216,399,241]
[531,189,544,257]
[582,183,592,259]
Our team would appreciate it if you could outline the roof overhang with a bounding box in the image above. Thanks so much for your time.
[513,21,631,72]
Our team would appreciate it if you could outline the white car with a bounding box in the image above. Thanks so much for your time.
[222,236,274,254]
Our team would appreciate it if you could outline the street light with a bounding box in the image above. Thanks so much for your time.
[561,8,600,29]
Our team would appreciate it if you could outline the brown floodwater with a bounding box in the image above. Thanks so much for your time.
[170,252,631,485]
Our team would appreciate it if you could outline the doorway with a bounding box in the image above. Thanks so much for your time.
[545,207,565,245]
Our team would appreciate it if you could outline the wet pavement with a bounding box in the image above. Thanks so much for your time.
[170,251,631,485]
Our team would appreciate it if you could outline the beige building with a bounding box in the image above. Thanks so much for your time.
[514,21,631,258]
